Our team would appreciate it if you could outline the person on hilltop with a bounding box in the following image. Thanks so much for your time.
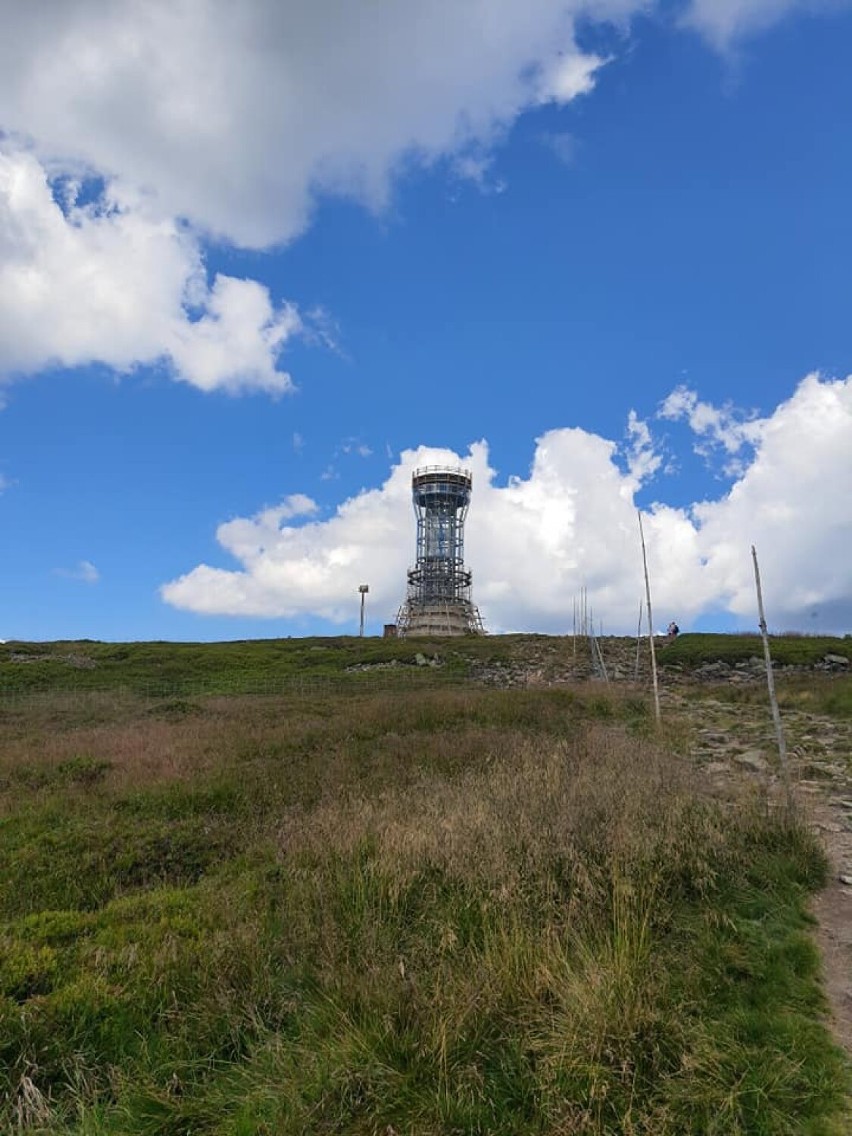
[667,621,679,639]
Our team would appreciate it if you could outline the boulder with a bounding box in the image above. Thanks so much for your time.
[734,750,768,773]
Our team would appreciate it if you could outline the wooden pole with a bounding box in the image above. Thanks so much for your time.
[751,545,793,813]
[637,511,661,725]
[634,597,644,684]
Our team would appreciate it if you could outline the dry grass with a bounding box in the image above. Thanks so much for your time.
[0,682,847,1134]
[284,723,704,889]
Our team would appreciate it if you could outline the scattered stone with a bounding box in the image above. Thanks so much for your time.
[695,661,732,679]
[806,762,847,778]
[734,750,768,773]
[839,875,852,887]
[8,651,95,669]
[824,654,850,668]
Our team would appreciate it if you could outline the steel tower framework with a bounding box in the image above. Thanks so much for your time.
[396,466,484,637]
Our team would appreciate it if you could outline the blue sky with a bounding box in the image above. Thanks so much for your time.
[1,0,851,640]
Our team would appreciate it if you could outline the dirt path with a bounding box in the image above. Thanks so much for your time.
[664,689,852,1056]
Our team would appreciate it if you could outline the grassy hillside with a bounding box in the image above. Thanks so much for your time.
[2,632,850,698]
[1,671,848,1134]
[661,633,852,669]
[0,635,570,696]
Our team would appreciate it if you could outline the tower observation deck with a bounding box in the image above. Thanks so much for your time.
[396,466,485,637]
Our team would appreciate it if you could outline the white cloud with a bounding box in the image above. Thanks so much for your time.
[56,560,100,584]
[685,373,852,625]
[658,384,762,473]
[682,0,852,47]
[0,1,637,250]
[624,410,664,486]
[540,130,579,166]
[168,275,300,394]
[1,1,847,391]
[536,51,611,103]
[340,439,373,459]
[0,148,299,391]
[0,1,635,390]
[161,374,852,634]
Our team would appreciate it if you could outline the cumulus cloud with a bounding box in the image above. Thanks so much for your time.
[0,148,299,391]
[0,2,635,389]
[686,373,852,625]
[0,1,637,249]
[1,1,847,390]
[161,373,852,634]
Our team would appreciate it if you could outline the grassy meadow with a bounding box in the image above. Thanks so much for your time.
[0,637,849,1133]
[0,635,560,696]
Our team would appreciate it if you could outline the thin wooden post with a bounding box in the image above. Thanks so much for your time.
[634,597,644,684]
[637,511,661,725]
[594,634,609,683]
[751,545,793,813]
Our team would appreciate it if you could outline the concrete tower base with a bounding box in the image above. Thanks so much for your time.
[396,599,484,638]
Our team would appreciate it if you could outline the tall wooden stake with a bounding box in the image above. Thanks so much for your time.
[751,545,793,813]
[634,597,644,684]
[637,511,661,725]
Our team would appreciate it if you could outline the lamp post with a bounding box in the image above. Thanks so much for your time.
[358,584,369,637]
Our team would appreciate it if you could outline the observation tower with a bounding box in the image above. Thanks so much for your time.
[396,466,485,637]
